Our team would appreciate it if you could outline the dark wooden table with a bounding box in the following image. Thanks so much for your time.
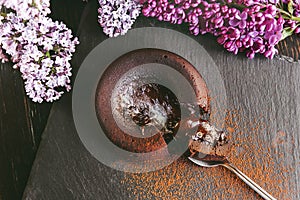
[0,1,86,199]
[1,1,300,200]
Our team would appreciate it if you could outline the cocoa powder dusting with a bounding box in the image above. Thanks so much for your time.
[121,108,296,199]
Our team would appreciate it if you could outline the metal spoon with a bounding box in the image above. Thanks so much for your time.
[188,154,277,200]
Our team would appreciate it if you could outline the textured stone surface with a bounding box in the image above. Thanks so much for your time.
[23,1,300,199]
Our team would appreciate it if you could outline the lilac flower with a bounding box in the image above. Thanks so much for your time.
[140,0,300,59]
[264,46,278,59]
[92,0,300,60]
[0,2,79,103]
[229,11,247,29]
[264,23,283,45]
[98,0,141,37]
[0,0,51,19]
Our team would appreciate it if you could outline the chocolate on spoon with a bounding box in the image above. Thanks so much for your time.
[188,119,232,158]
[187,121,276,200]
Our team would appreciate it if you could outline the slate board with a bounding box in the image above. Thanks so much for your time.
[23,1,300,199]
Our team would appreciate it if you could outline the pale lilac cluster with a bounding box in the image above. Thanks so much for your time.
[98,0,141,37]
[140,0,300,59]
[0,1,79,103]
[0,0,50,20]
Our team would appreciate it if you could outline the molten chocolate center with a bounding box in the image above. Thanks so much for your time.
[126,83,181,139]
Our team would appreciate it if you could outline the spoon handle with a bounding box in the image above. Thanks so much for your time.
[222,163,277,200]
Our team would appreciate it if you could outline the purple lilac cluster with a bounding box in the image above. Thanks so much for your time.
[140,0,300,59]
[98,0,141,37]
[0,1,79,103]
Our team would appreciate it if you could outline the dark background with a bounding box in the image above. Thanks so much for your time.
[0,1,86,199]
[0,1,299,199]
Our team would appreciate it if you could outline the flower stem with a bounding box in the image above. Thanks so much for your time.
[0,12,7,17]
[277,8,292,17]
[277,7,300,22]
[291,16,300,22]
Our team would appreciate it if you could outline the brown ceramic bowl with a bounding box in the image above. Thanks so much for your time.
[95,48,209,153]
